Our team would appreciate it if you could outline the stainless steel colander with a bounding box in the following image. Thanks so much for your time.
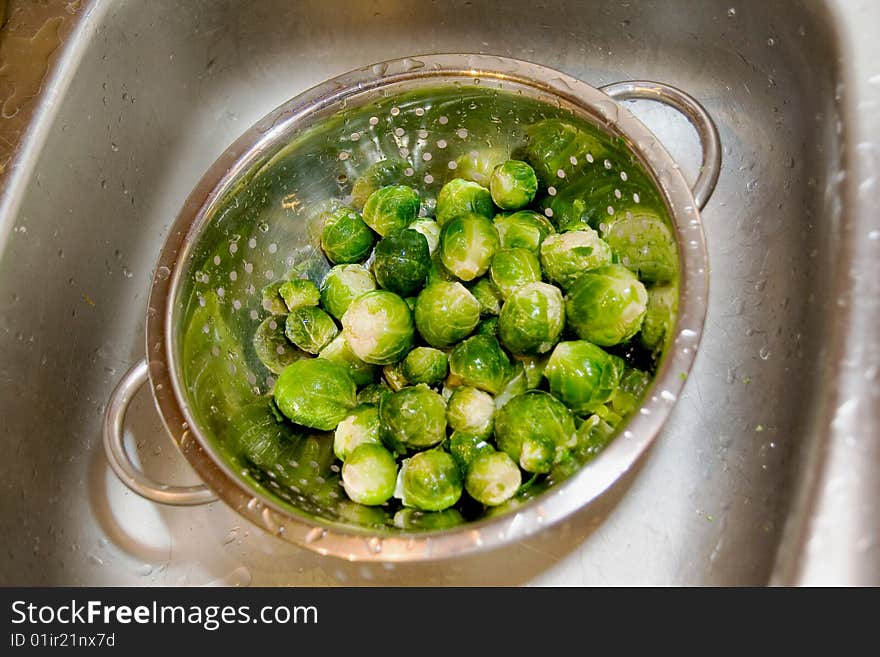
[102,54,720,561]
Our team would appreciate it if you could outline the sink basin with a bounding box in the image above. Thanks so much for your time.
[1,0,878,585]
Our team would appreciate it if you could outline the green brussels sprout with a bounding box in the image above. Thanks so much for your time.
[601,212,677,284]
[435,178,494,227]
[273,359,357,431]
[317,333,376,386]
[227,400,300,471]
[320,206,375,264]
[498,282,565,355]
[320,264,376,320]
[333,404,382,461]
[465,451,522,506]
[409,218,442,255]
[393,507,465,530]
[522,119,607,188]
[395,449,463,511]
[469,277,503,316]
[453,148,509,186]
[382,362,409,391]
[439,213,500,281]
[447,431,494,471]
[278,278,320,311]
[447,334,511,395]
[402,347,448,385]
[414,282,480,348]
[351,159,407,209]
[253,315,305,374]
[544,341,624,413]
[565,264,648,346]
[362,185,420,237]
[446,386,495,439]
[573,414,617,462]
[379,384,447,452]
[475,316,499,337]
[372,229,430,296]
[284,306,338,354]
[357,381,392,406]
[539,229,613,289]
[489,248,542,299]
[495,391,576,472]
[426,253,456,286]
[341,290,414,364]
[609,367,652,418]
[592,403,624,430]
[489,160,538,210]
[341,443,398,505]
[640,284,678,353]
[494,210,555,253]
[261,280,289,315]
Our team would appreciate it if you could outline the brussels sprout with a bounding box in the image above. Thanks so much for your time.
[489,160,538,210]
[393,507,465,530]
[439,213,500,282]
[253,315,304,374]
[475,316,499,337]
[342,443,398,505]
[539,229,612,289]
[362,185,420,237]
[453,148,509,187]
[592,403,624,429]
[601,212,677,284]
[357,381,392,406]
[320,206,375,264]
[351,159,407,209]
[409,218,442,255]
[494,210,555,253]
[278,278,320,311]
[519,355,548,389]
[402,347,448,385]
[469,277,503,316]
[448,431,494,471]
[609,367,652,418]
[640,284,678,353]
[446,386,495,439]
[447,334,511,395]
[228,400,300,471]
[414,281,480,348]
[284,306,338,354]
[395,449,463,511]
[320,264,376,320]
[379,385,447,452]
[274,359,357,431]
[341,290,414,364]
[498,282,565,355]
[435,178,494,227]
[495,391,576,472]
[465,451,522,506]
[382,362,409,391]
[573,414,617,462]
[493,361,529,410]
[544,341,624,413]
[489,248,542,299]
[565,264,648,346]
[522,119,606,187]
[261,280,289,315]
[333,405,382,461]
[317,333,376,386]
[372,229,430,296]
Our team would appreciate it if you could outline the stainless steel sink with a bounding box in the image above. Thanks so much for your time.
[1,0,878,585]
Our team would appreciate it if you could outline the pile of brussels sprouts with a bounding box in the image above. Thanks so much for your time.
[254,140,674,516]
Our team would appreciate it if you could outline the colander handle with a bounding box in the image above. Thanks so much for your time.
[599,80,721,210]
[102,359,217,506]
